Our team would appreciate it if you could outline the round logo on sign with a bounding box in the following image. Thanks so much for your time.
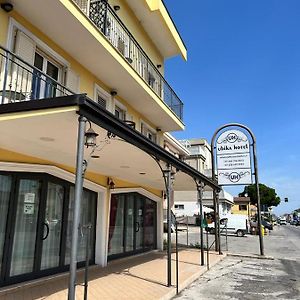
[229,172,241,183]
[226,133,239,143]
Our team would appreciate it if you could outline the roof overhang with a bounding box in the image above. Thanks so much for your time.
[0,96,219,192]
[124,0,187,60]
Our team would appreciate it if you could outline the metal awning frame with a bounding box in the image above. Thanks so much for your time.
[0,94,221,298]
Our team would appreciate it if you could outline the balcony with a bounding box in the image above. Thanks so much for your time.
[0,46,73,104]
[6,0,184,131]
[72,0,183,121]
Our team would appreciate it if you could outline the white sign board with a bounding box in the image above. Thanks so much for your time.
[24,193,35,203]
[216,129,252,185]
[24,203,35,214]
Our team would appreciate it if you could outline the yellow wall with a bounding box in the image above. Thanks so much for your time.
[0,9,162,136]
[232,204,250,216]
[0,9,9,46]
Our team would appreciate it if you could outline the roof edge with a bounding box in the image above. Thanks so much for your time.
[146,0,187,60]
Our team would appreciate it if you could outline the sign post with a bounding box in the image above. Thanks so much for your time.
[211,123,264,256]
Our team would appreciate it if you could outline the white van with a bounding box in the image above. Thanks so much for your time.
[206,214,248,237]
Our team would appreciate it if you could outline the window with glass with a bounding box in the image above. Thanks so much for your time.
[115,105,126,120]
[0,175,12,272]
[0,172,97,287]
[108,193,156,259]
[65,187,97,264]
[141,122,157,143]
[239,204,248,211]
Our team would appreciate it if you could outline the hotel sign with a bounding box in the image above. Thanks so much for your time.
[216,130,252,185]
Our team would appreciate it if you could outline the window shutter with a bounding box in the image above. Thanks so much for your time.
[97,94,107,109]
[4,30,36,102]
[15,30,36,64]
[66,68,80,93]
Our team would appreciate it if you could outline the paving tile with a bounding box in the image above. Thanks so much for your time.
[0,249,225,300]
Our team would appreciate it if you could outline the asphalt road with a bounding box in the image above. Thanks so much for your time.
[174,223,300,259]
[173,225,300,300]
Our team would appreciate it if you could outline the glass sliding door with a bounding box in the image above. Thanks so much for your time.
[77,189,97,262]
[144,199,156,250]
[0,172,98,287]
[40,182,64,270]
[124,194,134,252]
[108,194,125,256]
[0,175,12,272]
[10,179,42,277]
[65,187,97,265]
[108,193,157,260]
[135,196,144,251]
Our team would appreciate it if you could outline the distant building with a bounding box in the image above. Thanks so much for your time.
[232,196,257,218]
[174,138,234,217]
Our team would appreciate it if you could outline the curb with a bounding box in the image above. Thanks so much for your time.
[162,253,227,300]
[227,252,274,260]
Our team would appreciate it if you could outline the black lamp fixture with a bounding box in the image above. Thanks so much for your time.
[110,90,117,97]
[113,5,120,11]
[84,121,98,148]
[1,2,13,12]
[107,177,115,189]
[156,64,162,69]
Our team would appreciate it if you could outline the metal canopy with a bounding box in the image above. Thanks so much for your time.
[0,94,220,191]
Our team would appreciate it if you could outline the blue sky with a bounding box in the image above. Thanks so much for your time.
[164,0,300,215]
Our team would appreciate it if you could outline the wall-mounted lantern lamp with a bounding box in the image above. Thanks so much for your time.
[113,5,120,11]
[84,121,98,148]
[110,90,117,97]
[107,177,115,189]
[1,2,13,12]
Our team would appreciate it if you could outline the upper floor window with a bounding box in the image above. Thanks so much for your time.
[32,50,62,99]
[114,105,126,120]
[141,121,157,143]
[189,145,200,155]
[175,204,184,210]
[94,84,111,111]
[239,205,248,211]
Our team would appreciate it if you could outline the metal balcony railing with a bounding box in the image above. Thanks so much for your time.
[0,46,74,104]
[72,0,183,121]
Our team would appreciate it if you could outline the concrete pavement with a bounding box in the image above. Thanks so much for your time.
[174,225,300,300]
[174,256,300,300]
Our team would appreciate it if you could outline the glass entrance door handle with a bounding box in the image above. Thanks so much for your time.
[135,222,140,233]
[41,222,50,240]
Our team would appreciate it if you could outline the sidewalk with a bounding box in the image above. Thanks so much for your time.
[0,249,225,300]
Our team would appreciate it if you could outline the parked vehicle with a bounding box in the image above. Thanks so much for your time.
[279,218,287,225]
[261,219,273,230]
[206,214,248,237]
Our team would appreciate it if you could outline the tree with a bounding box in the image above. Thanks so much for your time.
[239,184,281,207]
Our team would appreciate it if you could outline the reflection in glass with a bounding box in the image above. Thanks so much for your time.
[125,194,134,252]
[65,187,96,264]
[108,193,156,258]
[0,175,12,272]
[108,194,125,255]
[135,196,144,250]
[10,179,41,276]
[144,199,156,249]
[41,182,64,270]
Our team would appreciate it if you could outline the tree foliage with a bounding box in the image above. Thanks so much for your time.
[239,183,281,207]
